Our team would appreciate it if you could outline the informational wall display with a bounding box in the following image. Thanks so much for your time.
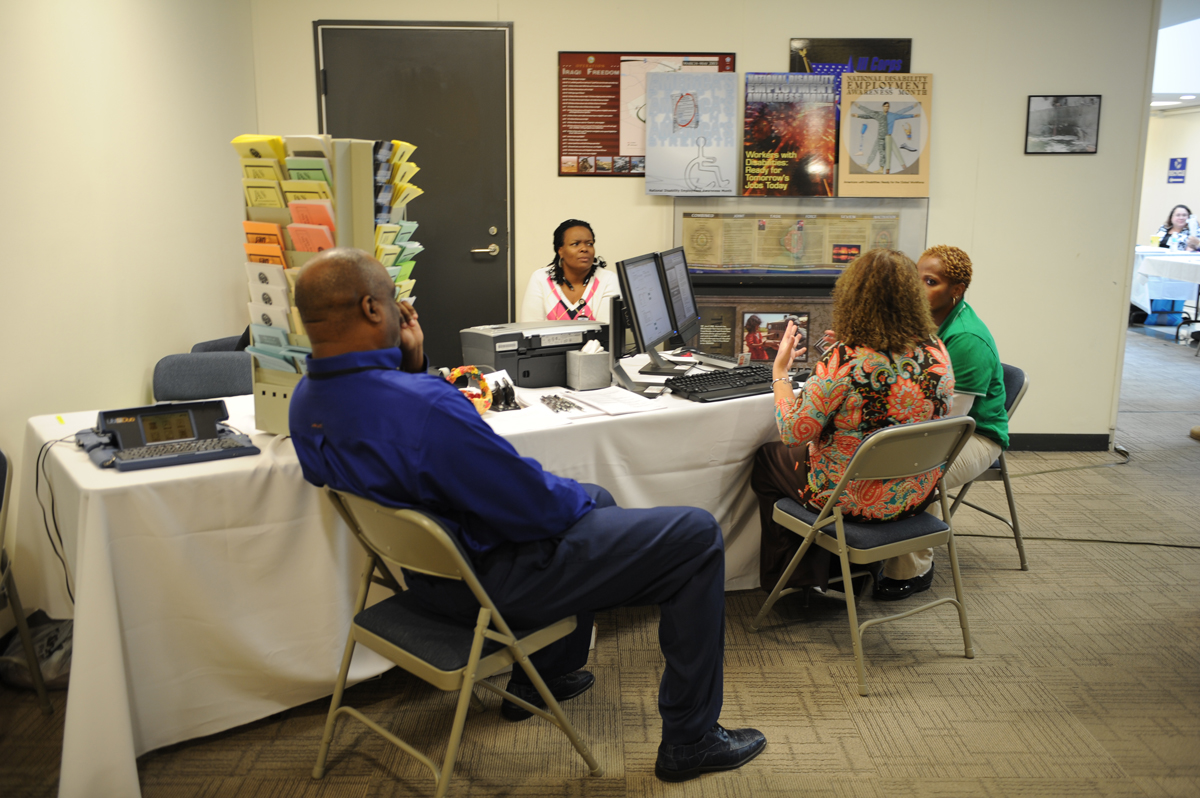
[558,52,736,177]
[645,72,738,196]
[838,73,932,197]
[696,296,832,366]
[743,73,837,197]
[674,196,929,276]
[789,38,911,78]
[1169,157,1187,184]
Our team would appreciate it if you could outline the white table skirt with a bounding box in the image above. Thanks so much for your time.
[13,385,780,798]
[1130,248,1200,314]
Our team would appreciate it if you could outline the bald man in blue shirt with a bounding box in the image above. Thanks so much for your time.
[288,249,765,782]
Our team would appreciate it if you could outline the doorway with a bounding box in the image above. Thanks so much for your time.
[315,21,514,367]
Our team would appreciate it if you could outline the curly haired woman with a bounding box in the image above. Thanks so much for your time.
[751,248,955,595]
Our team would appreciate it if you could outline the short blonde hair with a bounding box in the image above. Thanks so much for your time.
[921,245,973,289]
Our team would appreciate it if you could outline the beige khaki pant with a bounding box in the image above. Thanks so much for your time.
[881,432,1003,580]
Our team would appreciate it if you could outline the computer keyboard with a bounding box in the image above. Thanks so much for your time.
[112,436,260,470]
[665,365,777,402]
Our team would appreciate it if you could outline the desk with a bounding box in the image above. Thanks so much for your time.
[1130,247,1200,314]
[14,388,778,798]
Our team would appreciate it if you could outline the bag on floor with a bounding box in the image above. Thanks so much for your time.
[0,611,72,690]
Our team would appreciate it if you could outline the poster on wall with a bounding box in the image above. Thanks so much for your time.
[644,72,738,196]
[743,73,837,197]
[681,210,900,274]
[1024,95,1101,154]
[837,73,932,197]
[558,52,736,177]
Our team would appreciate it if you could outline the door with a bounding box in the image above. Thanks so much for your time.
[316,21,513,367]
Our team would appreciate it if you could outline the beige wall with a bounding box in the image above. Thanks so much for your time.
[0,1,259,534]
[1138,108,1200,241]
[252,0,1156,439]
[0,0,1158,518]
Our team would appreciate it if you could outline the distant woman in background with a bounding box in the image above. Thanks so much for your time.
[751,249,954,595]
[519,219,620,323]
[1155,204,1199,251]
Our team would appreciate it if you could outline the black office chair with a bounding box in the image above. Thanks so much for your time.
[0,447,53,714]
[948,364,1030,570]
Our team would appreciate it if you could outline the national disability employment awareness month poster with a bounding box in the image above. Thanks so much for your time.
[837,73,932,198]
[644,72,738,196]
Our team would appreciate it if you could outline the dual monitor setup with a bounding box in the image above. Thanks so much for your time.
[611,246,702,388]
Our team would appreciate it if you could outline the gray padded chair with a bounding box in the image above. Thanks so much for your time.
[751,416,977,696]
[0,447,53,714]
[152,351,252,401]
[948,364,1030,570]
[314,490,602,796]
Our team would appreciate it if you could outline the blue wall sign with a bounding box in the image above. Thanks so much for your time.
[1168,157,1186,184]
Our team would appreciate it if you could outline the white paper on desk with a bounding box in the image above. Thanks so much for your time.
[513,386,606,420]
[565,386,667,415]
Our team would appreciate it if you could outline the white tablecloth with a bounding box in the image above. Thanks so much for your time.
[13,385,778,798]
[1130,247,1200,314]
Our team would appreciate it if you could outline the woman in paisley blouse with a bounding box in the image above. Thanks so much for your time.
[751,248,955,593]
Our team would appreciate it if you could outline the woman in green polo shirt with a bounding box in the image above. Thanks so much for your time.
[875,245,1010,601]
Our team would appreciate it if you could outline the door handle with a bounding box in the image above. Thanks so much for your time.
[470,244,500,256]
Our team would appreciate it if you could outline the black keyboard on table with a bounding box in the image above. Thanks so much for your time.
[665,365,776,402]
[112,436,259,469]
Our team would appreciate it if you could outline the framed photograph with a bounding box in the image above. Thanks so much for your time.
[1025,95,1101,154]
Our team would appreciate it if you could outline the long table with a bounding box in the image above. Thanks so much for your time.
[1130,247,1200,314]
[12,386,778,798]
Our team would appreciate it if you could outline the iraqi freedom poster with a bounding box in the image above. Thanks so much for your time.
[644,71,739,196]
[837,73,932,197]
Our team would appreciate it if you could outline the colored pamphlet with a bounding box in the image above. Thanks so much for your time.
[247,346,300,373]
[393,161,420,185]
[232,134,287,162]
[244,242,286,265]
[396,241,424,260]
[288,199,336,232]
[376,244,401,267]
[241,158,285,182]
[243,221,286,249]
[248,301,291,331]
[287,223,335,252]
[248,283,289,309]
[284,134,332,159]
[395,278,416,299]
[375,223,401,248]
[243,179,285,208]
[390,140,416,165]
[246,261,286,288]
[393,260,416,282]
[285,157,332,185]
[281,179,333,204]
[394,220,419,243]
[250,323,289,349]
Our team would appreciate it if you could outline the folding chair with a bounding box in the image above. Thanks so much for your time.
[313,490,602,796]
[0,447,53,714]
[948,364,1030,570]
[751,417,977,696]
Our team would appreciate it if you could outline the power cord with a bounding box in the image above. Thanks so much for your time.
[34,436,75,604]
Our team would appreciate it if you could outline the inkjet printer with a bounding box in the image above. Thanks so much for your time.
[460,320,607,388]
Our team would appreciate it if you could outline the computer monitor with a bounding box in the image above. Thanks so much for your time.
[656,246,700,344]
[614,252,688,377]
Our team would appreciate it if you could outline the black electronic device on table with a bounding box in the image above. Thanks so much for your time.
[613,252,691,378]
[664,365,811,403]
[75,399,260,471]
[657,246,701,345]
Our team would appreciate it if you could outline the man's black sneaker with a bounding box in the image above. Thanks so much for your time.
[500,669,595,721]
[654,723,767,782]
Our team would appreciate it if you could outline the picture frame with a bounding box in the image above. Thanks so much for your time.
[1024,95,1101,154]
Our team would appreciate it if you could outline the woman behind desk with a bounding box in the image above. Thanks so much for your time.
[1154,204,1199,251]
[519,219,621,323]
[751,249,955,594]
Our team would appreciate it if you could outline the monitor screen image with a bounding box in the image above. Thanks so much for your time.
[657,246,700,342]
[618,253,675,351]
